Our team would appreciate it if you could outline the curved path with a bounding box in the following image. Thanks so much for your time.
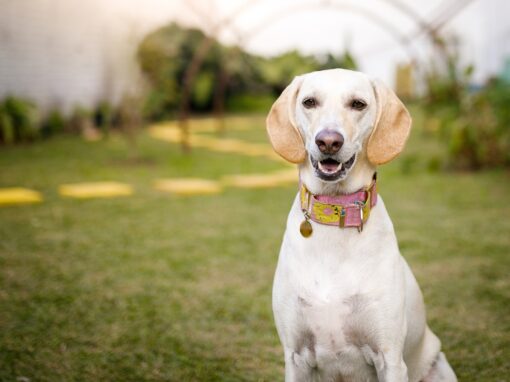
[0,120,297,206]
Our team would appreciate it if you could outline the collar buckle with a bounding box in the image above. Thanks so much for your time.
[338,207,346,228]
[355,202,365,233]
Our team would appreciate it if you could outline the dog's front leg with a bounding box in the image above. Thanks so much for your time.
[363,346,408,382]
[380,355,408,382]
[284,348,315,382]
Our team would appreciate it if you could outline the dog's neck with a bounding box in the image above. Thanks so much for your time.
[299,154,376,196]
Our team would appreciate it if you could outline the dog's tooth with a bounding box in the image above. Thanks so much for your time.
[338,163,343,170]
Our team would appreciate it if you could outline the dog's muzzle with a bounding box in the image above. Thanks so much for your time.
[311,154,356,181]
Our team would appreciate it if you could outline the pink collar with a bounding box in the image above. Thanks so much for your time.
[300,174,377,233]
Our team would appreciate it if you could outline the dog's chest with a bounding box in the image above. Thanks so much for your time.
[285,260,385,379]
[291,255,383,350]
[274,211,399,375]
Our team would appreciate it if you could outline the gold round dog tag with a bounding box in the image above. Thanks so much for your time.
[300,220,313,237]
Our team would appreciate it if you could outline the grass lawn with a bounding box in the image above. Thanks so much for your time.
[0,112,509,381]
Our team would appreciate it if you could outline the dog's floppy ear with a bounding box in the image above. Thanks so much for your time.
[266,76,306,163]
[367,79,412,165]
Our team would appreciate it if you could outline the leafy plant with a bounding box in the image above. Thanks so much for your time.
[137,23,216,118]
[41,110,65,138]
[447,79,510,169]
[423,35,510,170]
[0,104,15,144]
[0,97,39,143]
[137,23,360,118]
[95,101,114,137]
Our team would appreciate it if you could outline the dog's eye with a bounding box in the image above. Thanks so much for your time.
[350,99,367,110]
[302,97,318,109]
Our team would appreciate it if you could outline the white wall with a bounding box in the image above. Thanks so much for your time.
[0,0,180,114]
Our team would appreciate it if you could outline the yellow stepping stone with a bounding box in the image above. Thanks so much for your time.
[150,119,251,133]
[223,168,298,189]
[0,188,43,206]
[154,178,222,196]
[149,125,182,142]
[196,136,274,157]
[59,182,133,199]
[149,125,285,163]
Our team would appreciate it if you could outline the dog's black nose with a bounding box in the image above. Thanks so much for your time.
[315,129,344,154]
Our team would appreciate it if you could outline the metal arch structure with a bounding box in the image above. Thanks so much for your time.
[176,0,460,151]
[233,1,417,59]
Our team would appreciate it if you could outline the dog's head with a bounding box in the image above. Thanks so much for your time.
[266,69,411,193]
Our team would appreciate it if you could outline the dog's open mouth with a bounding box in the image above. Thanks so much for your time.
[312,154,356,181]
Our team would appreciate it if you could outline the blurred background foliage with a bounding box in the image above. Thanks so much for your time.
[1,22,509,171]
[423,35,510,170]
[137,23,359,118]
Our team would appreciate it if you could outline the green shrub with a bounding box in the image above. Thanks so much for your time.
[226,93,274,113]
[137,23,360,119]
[1,97,40,142]
[0,105,15,144]
[193,71,214,108]
[427,78,510,170]
[41,110,65,138]
[143,91,173,121]
[423,42,510,170]
[95,101,114,137]
[446,80,510,169]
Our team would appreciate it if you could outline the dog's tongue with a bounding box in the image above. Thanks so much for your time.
[322,162,339,172]
[319,159,341,173]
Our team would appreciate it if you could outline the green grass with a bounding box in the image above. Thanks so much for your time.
[0,112,509,381]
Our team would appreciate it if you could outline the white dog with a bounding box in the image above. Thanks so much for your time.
[267,69,457,382]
